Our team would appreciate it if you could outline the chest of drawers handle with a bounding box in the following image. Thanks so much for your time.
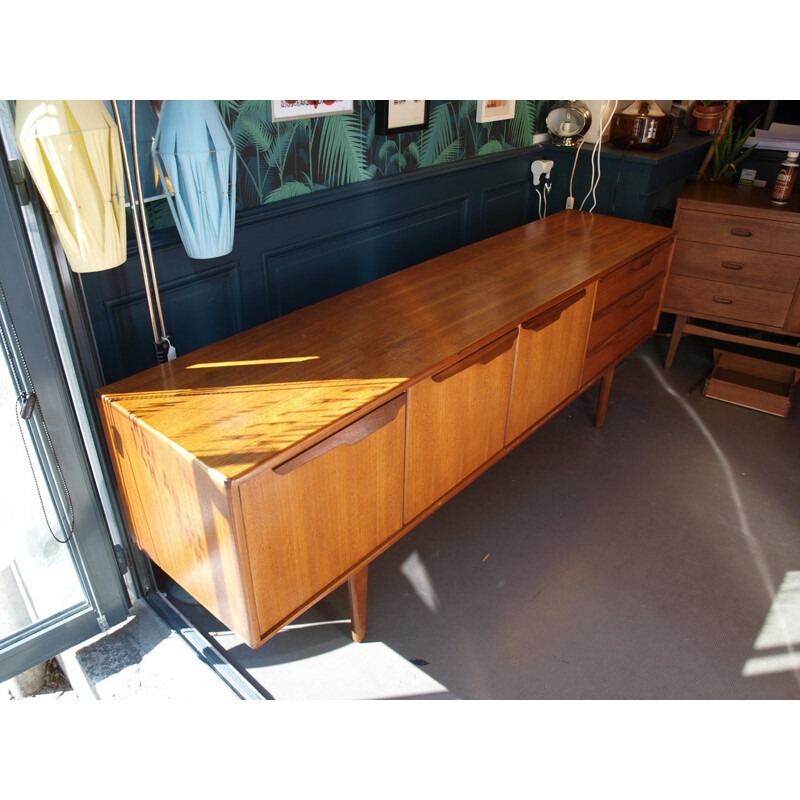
[730,228,754,238]
[721,261,744,270]
[712,295,734,305]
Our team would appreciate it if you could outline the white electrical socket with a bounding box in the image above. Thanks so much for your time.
[531,159,554,186]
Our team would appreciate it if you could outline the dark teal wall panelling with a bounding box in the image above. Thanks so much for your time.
[83,146,544,383]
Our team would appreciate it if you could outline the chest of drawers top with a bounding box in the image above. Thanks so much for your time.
[677,181,800,220]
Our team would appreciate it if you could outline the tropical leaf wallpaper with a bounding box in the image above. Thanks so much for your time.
[217,100,551,210]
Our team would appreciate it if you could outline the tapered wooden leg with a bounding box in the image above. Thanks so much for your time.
[664,314,688,370]
[347,566,368,643]
[594,367,614,428]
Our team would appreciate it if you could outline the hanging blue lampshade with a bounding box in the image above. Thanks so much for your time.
[153,100,236,259]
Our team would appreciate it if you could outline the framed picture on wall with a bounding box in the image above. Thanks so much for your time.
[476,100,516,123]
[271,101,354,122]
[375,101,431,135]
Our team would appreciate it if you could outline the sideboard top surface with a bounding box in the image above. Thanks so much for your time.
[98,210,672,480]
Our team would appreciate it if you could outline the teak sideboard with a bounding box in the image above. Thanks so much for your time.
[97,211,674,648]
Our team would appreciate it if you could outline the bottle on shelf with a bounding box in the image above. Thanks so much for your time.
[771,151,799,205]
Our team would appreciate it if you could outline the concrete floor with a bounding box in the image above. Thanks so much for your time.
[168,333,800,700]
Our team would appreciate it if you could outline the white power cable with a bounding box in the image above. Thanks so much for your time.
[580,101,618,212]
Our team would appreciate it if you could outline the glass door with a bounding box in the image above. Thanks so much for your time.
[0,114,129,683]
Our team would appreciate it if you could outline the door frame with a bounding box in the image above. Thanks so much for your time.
[0,105,131,682]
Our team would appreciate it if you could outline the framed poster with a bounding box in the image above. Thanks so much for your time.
[375,101,431,135]
[476,100,516,123]
[271,101,354,122]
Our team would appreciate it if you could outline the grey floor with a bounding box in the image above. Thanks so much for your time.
[168,333,800,700]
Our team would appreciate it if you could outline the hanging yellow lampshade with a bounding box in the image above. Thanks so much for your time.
[15,100,127,273]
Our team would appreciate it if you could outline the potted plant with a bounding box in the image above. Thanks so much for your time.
[691,101,726,136]
[707,116,760,181]
[697,101,760,181]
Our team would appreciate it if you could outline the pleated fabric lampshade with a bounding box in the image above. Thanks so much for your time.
[14,100,127,273]
[152,101,236,259]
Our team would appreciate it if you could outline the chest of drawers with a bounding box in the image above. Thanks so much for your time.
[662,182,800,368]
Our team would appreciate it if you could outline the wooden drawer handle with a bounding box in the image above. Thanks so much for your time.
[630,252,655,272]
[623,288,646,308]
[273,394,406,475]
[522,290,586,332]
[722,261,744,270]
[730,228,753,237]
[432,329,518,383]
[712,295,734,305]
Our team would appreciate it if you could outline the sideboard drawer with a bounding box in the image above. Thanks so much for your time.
[405,330,517,522]
[582,307,657,385]
[670,240,800,293]
[240,394,407,640]
[587,275,663,353]
[677,209,800,256]
[663,275,792,328]
[506,286,594,443]
[595,242,670,312]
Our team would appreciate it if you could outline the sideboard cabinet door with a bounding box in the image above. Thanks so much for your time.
[237,394,407,642]
[505,286,595,444]
[405,330,518,523]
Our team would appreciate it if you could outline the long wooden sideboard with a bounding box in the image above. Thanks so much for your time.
[97,211,674,649]
[663,181,800,368]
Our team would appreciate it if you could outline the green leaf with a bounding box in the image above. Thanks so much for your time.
[420,103,458,167]
[265,181,313,203]
[510,100,536,147]
[477,139,509,156]
[317,113,369,185]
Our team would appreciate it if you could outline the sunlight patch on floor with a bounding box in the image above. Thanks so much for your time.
[743,571,800,681]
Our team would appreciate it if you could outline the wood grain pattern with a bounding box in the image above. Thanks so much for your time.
[506,286,595,443]
[405,331,518,522]
[236,397,406,641]
[98,398,260,645]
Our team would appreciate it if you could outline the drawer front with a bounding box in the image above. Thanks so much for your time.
[595,242,671,312]
[588,275,663,352]
[677,208,800,256]
[240,395,407,640]
[506,286,595,443]
[405,330,517,522]
[670,240,800,293]
[662,275,792,328]
[582,306,657,385]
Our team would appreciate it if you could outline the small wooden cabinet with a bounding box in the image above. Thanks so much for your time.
[97,211,674,648]
[663,182,800,367]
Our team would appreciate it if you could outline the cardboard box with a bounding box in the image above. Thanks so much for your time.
[703,349,800,417]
